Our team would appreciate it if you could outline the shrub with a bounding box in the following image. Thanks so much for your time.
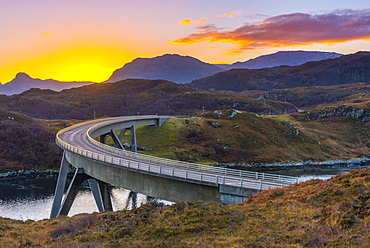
[185,130,205,144]
[50,214,98,238]
[0,120,61,169]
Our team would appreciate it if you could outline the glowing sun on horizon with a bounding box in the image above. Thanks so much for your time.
[1,47,132,83]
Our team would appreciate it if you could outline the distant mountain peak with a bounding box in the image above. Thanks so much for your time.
[0,73,93,96]
[106,54,223,84]
[15,72,32,80]
[225,50,342,70]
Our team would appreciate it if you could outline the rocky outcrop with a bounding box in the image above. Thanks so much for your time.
[299,105,370,122]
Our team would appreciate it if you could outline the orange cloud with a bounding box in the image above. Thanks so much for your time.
[180,18,207,26]
[171,9,370,53]
[216,10,241,19]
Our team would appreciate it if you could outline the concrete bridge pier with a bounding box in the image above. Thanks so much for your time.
[50,152,113,218]
[101,126,137,152]
[128,191,138,209]
[117,126,137,152]
[87,179,113,212]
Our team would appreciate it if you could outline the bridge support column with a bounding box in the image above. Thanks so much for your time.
[88,179,113,212]
[118,129,125,140]
[100,134,107,144]
[88,179,104,212]
[116,126,137,152]
[128,191,138,209]
[130,125,137,152]
[51,163,114,218]
[98,181,113,211]
[58,168,90,216]
[110,129,124,149]
[50,151,70,218]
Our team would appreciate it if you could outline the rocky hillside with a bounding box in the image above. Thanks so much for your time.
[0,73,94,96]
[188,51,370,92]
[106,54,223,84]
[1,167,370,247]
[220,50,341,70]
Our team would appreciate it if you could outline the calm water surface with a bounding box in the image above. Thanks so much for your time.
[0,176,147,220]
[0,165,368,220]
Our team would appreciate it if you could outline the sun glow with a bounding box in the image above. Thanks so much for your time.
[1,47,134,83]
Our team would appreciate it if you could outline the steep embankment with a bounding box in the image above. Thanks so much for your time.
[1,167,369,247]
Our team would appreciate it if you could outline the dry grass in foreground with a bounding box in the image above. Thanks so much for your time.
[1,167,370,247]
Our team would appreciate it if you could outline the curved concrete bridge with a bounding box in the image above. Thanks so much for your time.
[51,115,298,218]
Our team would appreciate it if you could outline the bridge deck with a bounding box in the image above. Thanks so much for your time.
[56,115,298,192]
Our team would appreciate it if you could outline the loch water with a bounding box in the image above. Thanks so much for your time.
[0,165,368,221]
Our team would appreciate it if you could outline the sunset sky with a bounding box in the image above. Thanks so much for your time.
[1,0,369,83]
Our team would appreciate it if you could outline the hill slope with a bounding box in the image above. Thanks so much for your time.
[189,51,370,92]
[0,73,94,96]
[0,110,62,172]
[0,79,296,119]
[106,54,223,84]
[1,167,369,247]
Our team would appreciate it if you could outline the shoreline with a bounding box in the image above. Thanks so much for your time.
[216,157,370,171]
[0,169,60,179]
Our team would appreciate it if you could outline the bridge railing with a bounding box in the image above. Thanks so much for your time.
[84,126,298,185]
[56,136,289,191]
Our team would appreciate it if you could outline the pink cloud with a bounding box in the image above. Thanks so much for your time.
[170,9,370,53]
[216,11,241,19]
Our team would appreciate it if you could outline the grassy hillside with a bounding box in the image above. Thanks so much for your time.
[1,167,369,247]
[120,108,370,165]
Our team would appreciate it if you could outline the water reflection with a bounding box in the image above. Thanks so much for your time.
[258,165,369,182]
[0,176,147,221]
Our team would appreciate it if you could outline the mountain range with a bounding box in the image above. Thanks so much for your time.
[106,51,342,84]
[223,50,341,69]
[188,51,370,92]
[0,73,93,96]
[0,50,345,95]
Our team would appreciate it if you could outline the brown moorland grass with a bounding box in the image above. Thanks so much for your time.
[1,167,370,247]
